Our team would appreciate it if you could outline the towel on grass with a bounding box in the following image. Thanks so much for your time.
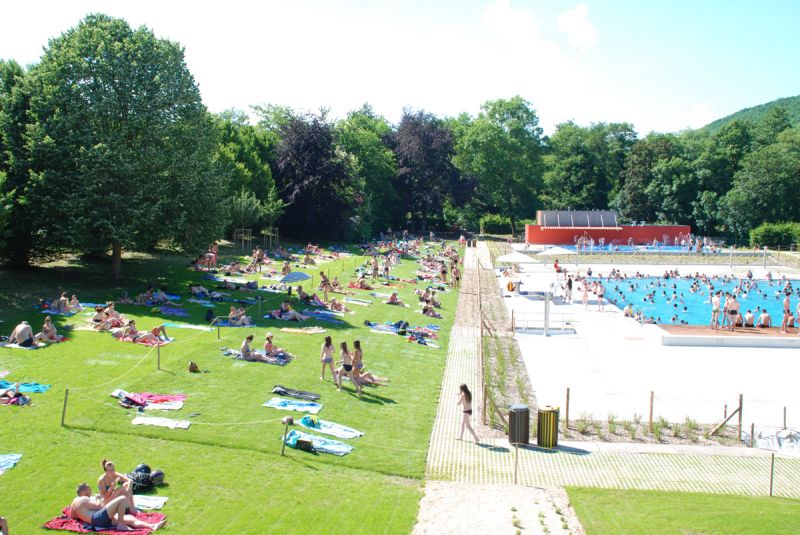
[158,306,190,318]
[0,453,22,474]
[0,342,42,350]
[132,415,190,429]
[272,385,320,401]
[280,327,326,335]
[300,415,364,439]
[299,310,345,325]
[111,390,185,410]
[215,320,250,327]
[43,508,164,534]
[133,495,169,510]
[222,349,292,366]
[161,322,213,332]
[0,370,10,378]
[117,335,175,347]
[263,397,322,414]
[343,297,372,306]
[41,309,78,316]
[283,429,352,456]
[0,381,51,393]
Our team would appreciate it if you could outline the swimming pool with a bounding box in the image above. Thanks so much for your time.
[547,244,717,254]
[594,276,800,326]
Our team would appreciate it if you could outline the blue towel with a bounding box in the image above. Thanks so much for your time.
[165,293,181,300]
[283,429,352,456]
[0,453,22,474]
[263,397,322,414]
[216,320,250,327]
[300,415,364,439]
[0,381,51,393]
[161,322,213,332]
[41,309,77,316]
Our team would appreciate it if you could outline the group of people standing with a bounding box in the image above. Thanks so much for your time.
[320,337,388,395]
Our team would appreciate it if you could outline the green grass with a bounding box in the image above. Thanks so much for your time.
[0,242,460,533]
[567,487,800,535]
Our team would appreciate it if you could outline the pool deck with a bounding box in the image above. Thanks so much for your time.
[660,324,800,348]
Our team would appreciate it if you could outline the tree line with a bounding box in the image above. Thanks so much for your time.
[2,15,799,275]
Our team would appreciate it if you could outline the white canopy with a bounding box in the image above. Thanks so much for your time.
[495,251,538,264]
[535,246,576,256]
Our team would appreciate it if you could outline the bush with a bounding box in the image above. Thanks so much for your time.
[749,222,800,249]
[480,213,512,234]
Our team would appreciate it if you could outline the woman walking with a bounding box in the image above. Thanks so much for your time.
[320,336,336,382]
[457,384,479,443]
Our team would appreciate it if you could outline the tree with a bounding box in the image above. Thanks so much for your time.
[22,14,228,277]
[269,109,357,239]
[390,110,459,231]
[454,96,543,234]
[336,104,399,237]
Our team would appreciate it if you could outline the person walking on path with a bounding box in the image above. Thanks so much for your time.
[457,384,479,443]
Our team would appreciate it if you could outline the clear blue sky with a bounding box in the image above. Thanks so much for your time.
[1,0,798,134]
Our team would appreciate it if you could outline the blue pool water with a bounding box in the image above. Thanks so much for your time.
[549,244,715,254]
[594,277,800,325]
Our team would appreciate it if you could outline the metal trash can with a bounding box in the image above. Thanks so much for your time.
[537,406,560,448]
[508,403,530,445]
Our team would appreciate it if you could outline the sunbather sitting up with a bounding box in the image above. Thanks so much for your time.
[264,332,284,356]
[271,300,308,321]
[422,305,442,319]
[36,316,61,343]
[281,261,292,276]
[70,482,165,532]
[302,252,316,265]
[8,321,35,347]
[228,305,252,326]
[153,287,178,306]
[386,292,404,306]
[328,298,350,313]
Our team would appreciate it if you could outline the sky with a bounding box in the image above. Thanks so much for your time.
[1,0,799,134]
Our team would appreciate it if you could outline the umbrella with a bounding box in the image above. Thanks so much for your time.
[281,272,312,284]
[495,251,538,264]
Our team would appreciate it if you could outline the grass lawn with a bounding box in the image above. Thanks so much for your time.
[0,242,458,533]
[567,487,800,535]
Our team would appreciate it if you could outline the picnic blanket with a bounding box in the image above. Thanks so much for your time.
[0,381,51,393]
[343,297,372,306]
[43,508,164,534]
[187,298,218,307]
[263,397,322,414]
[116,334,175,347]
[158,306,190,318]
[299,415,364,439]
[111,390,186,410]
[272,385,320,401]
[131,416,190,429]
[283,429,352,456]
[161,322,213,332]
[280,327,326,335]
[0,342,43,349]
[215,320,250,327]
[133,495,169,510]
[299,310,345,325]
[0,453,22,475]
[223,349,292,366]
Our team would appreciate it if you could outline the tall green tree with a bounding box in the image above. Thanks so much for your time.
[23,14,228,277]
[454,96,543,234]
[337,104,398,237]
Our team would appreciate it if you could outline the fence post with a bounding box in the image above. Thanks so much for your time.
[784,406,787,430]
[769,453,775,497]
[763,246,767,269]
[511,309,515,331]
[514,443,519,485]
[738,394,743,445]
[729,249,733,269]
[61,387,70,427]
[565,387,570,433]
[157,345,161,371]
[543,293,550,337]
[750,422,755,448]
[649,391,654,433]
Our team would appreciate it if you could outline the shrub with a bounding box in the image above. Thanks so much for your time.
[480,213,512,234]
[749,222,800,249]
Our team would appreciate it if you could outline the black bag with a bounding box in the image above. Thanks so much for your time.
[126,470,154,492]
[295,438,316,453]
[272,385,320,401]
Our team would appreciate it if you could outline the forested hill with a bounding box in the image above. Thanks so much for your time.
[702,94,800,133]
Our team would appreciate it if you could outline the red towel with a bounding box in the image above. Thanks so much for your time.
[139,392,187,403]
[43,508,165,534]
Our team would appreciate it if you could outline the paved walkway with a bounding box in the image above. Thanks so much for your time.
[423,243,800,499]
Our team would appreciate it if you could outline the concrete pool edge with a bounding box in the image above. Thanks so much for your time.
[661,333,800,348]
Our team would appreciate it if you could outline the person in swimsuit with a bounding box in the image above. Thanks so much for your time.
[70,482,165,531]
[36,316,61,343]
[351,340,364,395]
[458,384,479,443]
[781,294,791,333]
[320,336,336,382]
[710,291,720,330]
[8,321,35,347]
[97,460,135,513]
[335,341,358,392]
[121,321,166,344]
[264,332,283,356]
[386,292,404,306]
[727,295,740,332]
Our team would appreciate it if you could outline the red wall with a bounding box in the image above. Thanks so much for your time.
[525,225,692,245]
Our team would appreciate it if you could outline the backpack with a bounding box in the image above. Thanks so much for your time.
[126,470,153,492]
[188,361,200,373]
[204,309,215,323]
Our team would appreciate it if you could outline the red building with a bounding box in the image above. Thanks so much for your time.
[524,210,691,246]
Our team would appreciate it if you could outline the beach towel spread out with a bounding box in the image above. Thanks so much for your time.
[222,349,292,366]
[299,310,345,325]
[283,429,352,456]
[215,320,250,327]
[0,381,51,393]
[133,495,169,510]
[116,335,175,347]
[272,385,320,401]
[41,309,78,316]
[0,453,22,475]
[158,306,190,318]
[0,370,9,378]
[111,390,185,410]
[161,322,213,332]
[0,342,42,350]
[263,397,322,414]
[131,416,190,429]
[280,327,326,335]
[43,507,165,534]
[343,297,372,306]
[187,298,217,307]
[299,415,364,439]
[79,302,106,308]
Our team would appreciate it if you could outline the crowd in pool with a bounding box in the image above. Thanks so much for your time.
[573,231,723,253]
[553,263,800,330]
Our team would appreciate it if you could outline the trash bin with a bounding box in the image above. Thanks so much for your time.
[537,406,560,448]
[508,403,530,445]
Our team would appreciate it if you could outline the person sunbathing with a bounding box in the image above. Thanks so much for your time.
[331,277,342,291]
[328,298,350,313]
[386,292,405,306]
[281,261,292,276]
[8,321,36,347]
[355,369,389,386]
[756,311,772,328]
[97,460,135,513]
[238,334,276,363]
[0,382,30,405]
[356,274,372,290]
[153,287,179,306]
[58,292,70,312]
[36,316,61,343]
[121,320,167,344]
[134,286,155,305]
[70,482,165,532]
[422,305,442,318]
[69,295,83,311]
[116,292,134,305]
[228,305,252,327]
[271,300,308,321]
[264,332,284,356]
[302,252,316,265]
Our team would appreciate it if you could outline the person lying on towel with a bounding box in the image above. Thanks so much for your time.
[271,301,308,321]
[297,286,324,306]
[70,482,166,531]
[120,320,169,344]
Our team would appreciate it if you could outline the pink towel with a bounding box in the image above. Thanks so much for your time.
[139,392,187,403]
[43,508,165,534]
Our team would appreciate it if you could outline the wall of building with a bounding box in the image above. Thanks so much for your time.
[524,225,692,245]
